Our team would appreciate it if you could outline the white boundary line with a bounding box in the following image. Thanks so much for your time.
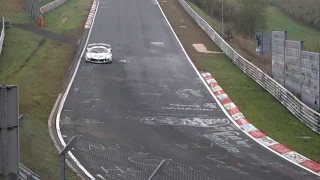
[155,0,320,177]
[55,0,100,179]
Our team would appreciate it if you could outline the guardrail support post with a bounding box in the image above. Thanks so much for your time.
[60,154,65,180]
[59,135,81,180]
[26,173,33,180]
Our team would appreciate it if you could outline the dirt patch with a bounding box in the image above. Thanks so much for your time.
[192,44,223,54]
[160,0,211,58]
[62,17,68,23]
[13,24,78,45]
[10,38,46,78]
[60,11,70,24]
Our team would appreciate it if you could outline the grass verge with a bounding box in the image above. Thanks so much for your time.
[42,0,91,38]
[160,0,320,163]
[198,54,320,163]
[0,0,91,179]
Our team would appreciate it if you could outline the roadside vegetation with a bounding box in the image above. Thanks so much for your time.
[0,0,91,178]
[265,5,320,52]
[189,0,268,37]
[187,0,320,68]
[179,0,320,163]
[271,0,320,31]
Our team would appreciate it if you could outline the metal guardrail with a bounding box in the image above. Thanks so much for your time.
[40,0,69,15]
[0,17,5,55]
[177,0,320,134]
[17,114,40,179]
[25,0,70,23]
[17,164,41,180]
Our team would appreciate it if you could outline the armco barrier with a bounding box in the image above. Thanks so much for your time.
[17,164,41,180]
[40,0,69,15]
[177,0,320,134]
[0,17,5,55]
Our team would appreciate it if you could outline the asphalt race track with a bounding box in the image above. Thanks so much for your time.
[58,0,320,179]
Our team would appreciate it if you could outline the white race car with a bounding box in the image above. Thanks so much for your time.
[85,43,112,63]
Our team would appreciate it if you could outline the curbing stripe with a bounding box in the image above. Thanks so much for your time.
[217,94,229,101]
[228,107,240,115]
[214,90,225,95]
[220,97,232,105]
[84,0,98,29]
[223,102,236,110]
[269,143,292,154]
[235,118,250,126]
[212,86,222,92]
[206,78,217,84]
[209,82,218,88]
[241,123,257,132]
[248,130,266,139]
[232,112,245,120]
[204,75,213,80]
[300,160,320,173]
[201,72,320,174]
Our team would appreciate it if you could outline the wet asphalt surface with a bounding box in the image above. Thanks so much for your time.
[59,0,320,179]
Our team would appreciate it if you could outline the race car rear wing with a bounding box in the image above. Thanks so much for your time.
[87,43,111,51]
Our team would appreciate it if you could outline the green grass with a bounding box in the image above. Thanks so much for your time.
[0,29,74,121]
[43,0,91,37]
[0,28,43,80]
[0,0,91,179]
[185,1,320,163]
[265,6,320,52]
[198,54,320,162]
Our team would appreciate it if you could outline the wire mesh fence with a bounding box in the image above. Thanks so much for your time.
[19,118,218,180]
[67,136,218,180]
[19,117,79,180]
[40,0,69,16]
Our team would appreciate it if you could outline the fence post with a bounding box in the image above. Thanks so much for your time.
[148,159,171,180]
[59,135,81,180]
[0,85,19,179]
[60,154,65,180]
